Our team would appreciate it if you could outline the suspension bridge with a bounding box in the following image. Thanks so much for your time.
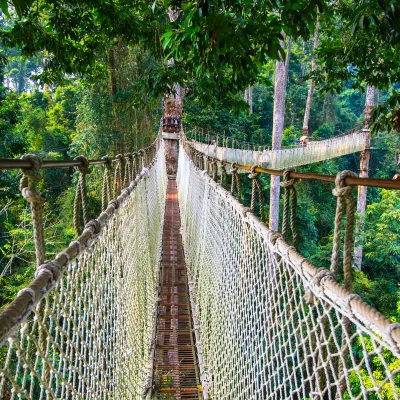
[0,129,400,400]
[189,128,369,169]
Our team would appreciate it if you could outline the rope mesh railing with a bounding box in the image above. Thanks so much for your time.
[190,129,369,169]
[0,141,167,399]
[177,142,400,399]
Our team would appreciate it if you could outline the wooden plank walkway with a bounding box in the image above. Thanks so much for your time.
[153,178,202,400]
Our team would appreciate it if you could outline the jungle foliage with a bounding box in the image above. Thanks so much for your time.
[0,0,399,327]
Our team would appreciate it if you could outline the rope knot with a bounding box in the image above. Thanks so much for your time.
[21,154,42,182]
[74,156,91,175]
[249,164,260,180]
[230,163,238,174]
[115,154,124,164]
[281,168,296,188]
[268,231,283,246]
[85,219,102,235]
[332,170,357,197]
[330,170,358,290]
[19,154,46,266]
[36,260,62,285]
[311,269,335,292]
[102,155,113,168]
[345,293,361,320]
[125,153,133,161]
[109,199,119,210]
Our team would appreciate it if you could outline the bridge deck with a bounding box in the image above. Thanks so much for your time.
[153,178,202,399]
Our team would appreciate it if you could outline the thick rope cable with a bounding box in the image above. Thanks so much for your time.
[101,156,113,211]
[220,160,227,187]
[249,165,265,222]
[230,163,242,203]
[280,168,299,245]
[20,154,45,267]
[124,153,133,188]
[330,170,357,397]
[114,154,124,198]
[131,152,138,178]
[330,170,357,288]
[138,150,145,172]
[73,156,91,236]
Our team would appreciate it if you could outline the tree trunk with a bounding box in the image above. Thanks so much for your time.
[302,20,319,136]
[248,85,253,114]
[354,85,374,270]
[269,36,292,231]
[108,46,123,154]
[17,59,26,94]
[244,86,253,114]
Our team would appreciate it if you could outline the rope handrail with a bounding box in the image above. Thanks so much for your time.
[186,124,364,151]
[184,141,400,190]
[177,140,400,399]
[0,139,168,399]
[0,140,158,170]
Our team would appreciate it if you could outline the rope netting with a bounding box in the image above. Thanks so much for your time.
[177,142,400,399]
[190,129,368,169]
[0,141,167,400]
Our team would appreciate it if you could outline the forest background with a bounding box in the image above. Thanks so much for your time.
[0,0,399,325]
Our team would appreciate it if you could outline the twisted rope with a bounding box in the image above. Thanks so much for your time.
[330,170,357,396]
[249,165,265,222]
[101,156,113,211]
[280,168,299,245]
[138,150,145,172]
[330,170,357,289]
[230,163,242,203]
[220,161,227,187]
[114,154,124,198]
[132,152,138,177]
[211,158,218,180]
[20,154,45,267]
[73,156,91,235]
[124,153,133,188]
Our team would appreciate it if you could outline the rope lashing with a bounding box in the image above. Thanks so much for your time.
[101,156,113,211]
[249,165,265,222]
[20,154,46,267]
[211,158,218,180]
[330,170,358,396]
[73,156,91,235]
[230,163,242,203]
[114,154,124,197]
[138,149,145,171]
[280,168,299,245]
[220,160,227,187]
[124,153,133,188]
[330,170,358,291]
[206,156,212,176]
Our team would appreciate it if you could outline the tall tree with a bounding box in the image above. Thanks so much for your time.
[302,19,319,136]
[244,86,253,114]
[354,85,375,270]
[269,37,291,231]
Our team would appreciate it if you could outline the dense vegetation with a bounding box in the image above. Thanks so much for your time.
[0,0,399,329]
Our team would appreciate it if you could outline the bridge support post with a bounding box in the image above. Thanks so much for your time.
[163,134,179,175]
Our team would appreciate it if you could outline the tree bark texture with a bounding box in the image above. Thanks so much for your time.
[269,37,291,231]
[354,85,374,270]
[108,46,123,154]
[248,85,253,114]
[302,20,319,136]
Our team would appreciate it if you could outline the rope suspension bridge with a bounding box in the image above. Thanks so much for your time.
[0,128,400,400]
[189,128,369,169]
